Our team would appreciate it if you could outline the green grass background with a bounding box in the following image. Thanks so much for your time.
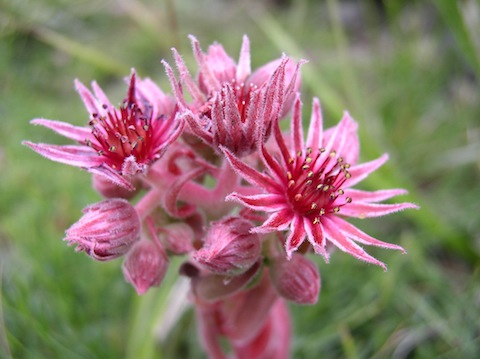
[1,0,479,358]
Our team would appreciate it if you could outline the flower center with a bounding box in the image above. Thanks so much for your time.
[86,100,156,171]
[285,147,352,223]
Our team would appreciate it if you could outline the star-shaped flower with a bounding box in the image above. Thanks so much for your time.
[24,70,183,190]
[223,96,418,270]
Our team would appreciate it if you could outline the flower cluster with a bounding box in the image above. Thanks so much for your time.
[24,35,418,359]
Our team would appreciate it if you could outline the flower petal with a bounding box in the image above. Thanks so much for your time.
[75,79,107,117]
[23,142,102,168]
[252,209,293,234]
[30,119,92,143]
[87,164,134,190]
[226,193,287,212]
[304,218,329,262]
[344,189,408,203]
[222,146,282,193]
[339,202,419,218]
[285,215,306,259]
[344,154,389,187]
[322,216,387,270]
[290,95,304,154]
[329,216,405,252]
[236,35,251,83]
[305,98,323,150]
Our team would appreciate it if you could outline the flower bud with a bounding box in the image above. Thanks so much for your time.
[158,222,195,254]
[269,254,321,305]
[64,198,141,261]
[193,217,261,275]
[122,238,169,295]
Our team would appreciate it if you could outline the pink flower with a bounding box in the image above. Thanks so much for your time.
[163,35,302,156]
[64,198,141,261]
[23,70,183,190]
[223,95,419,270]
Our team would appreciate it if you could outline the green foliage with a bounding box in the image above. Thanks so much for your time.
[1,0,479,358]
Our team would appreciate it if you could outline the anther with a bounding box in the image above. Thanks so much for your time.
[307,147,312,154]
[311,203,318,210]
[302,165,310,171]
[333,207,340,213]
[319,208,326,216]
[312,217,320,225]
[345,197,352,203]
[294,194,302,202]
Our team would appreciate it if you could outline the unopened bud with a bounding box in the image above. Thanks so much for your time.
[64,198,141,261]
[193,217,261,275]
[269,254,321,305]
[158,223,195,254]
[122,238,169,295]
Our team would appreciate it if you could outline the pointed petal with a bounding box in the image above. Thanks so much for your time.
[252,209,293,233]
[91,80,113,110]
[259,144,286,184]
[273,109,293,166]
[226,192,287,212]
[305,98,323,150]
[329,216,405,252]
[290,95,304,154]
[339,202,419,218]
[30,119,92,143]
[161,58,189,109]
[323,111,354,158]
[87,164,135,190]
[344,154,389,187]
[322,216,387,270]
[285,215,306,259]
[344,189,408,203]
[23,142,102,168]
[222,146,282,193]
[74,79,105,117]
[236,35,251,83]
[304,218,329,262]
[189,35,220,92]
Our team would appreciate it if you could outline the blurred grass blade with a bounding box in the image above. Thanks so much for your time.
[33,25,130,76]
[0,266,13,359]
[434,0,480,79]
